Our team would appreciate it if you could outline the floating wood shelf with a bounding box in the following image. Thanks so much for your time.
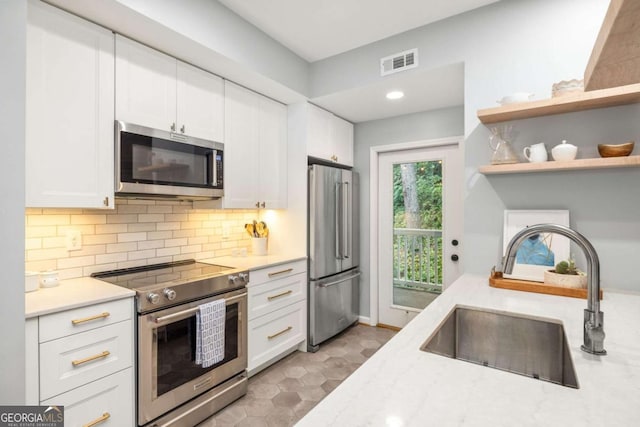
[477,83,640,124]
[489,273,603,300]
[479,155,640,175]
[137,163,189,172]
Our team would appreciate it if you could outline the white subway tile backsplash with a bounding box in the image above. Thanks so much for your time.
[95,224,128,234]
[95,252,128,264]
[138,213,165,223]
[128,249,157,261]
[117,232,148,243]
[58,255,96,269]
[25,200,254,280]
[106,242,138,253]
[71,214,106,225]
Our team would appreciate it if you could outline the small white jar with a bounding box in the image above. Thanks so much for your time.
[39,270,59,288]
[551,140,578,161]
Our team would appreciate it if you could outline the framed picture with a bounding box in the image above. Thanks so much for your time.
[503,210,570,282]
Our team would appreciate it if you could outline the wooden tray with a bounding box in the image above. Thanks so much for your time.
[489,271,603,300]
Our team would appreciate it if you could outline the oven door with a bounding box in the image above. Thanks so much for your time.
[138,289,247,426]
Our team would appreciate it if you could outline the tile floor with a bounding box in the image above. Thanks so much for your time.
[198,324,397,427]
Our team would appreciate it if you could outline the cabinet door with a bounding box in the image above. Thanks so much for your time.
[41,368,134,427]
[177,61,224,142]
[259,96,288,209]
[26,0,114,208]
[115,35,177,132]
[223,81,260,208]
[307,104,333,160]
[331,115,354,167]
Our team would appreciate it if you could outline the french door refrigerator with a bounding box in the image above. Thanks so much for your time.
[308,164,360,352]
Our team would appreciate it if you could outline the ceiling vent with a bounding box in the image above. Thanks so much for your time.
[380,48,418,76]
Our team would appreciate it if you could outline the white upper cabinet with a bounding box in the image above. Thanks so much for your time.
[115,36,224,142]
[307,104,354,166]
[26,0,115,208]
[177,61,224,142]
[223,81,287,209]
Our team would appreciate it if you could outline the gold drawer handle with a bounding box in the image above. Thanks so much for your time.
[83,412,110,427]
[71,312,110,325]
[268,326,292,340]
[267,290,293,301]
[72,351,110,367]
[267,268,293,278]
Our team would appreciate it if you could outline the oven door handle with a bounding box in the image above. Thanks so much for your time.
[153,292,246,324]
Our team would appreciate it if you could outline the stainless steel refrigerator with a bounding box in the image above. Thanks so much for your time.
[308,164,360,352]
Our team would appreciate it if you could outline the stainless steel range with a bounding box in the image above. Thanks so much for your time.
[92,259,249,427]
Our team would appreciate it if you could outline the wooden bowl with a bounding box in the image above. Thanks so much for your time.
[597,141,635,157]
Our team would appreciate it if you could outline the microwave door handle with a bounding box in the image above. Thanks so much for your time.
[210,151,216,187]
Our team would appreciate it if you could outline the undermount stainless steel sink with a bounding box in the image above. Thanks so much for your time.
[420,306,579,388]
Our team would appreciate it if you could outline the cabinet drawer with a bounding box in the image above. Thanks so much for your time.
[248,272,305,320]
[39,298,133,343]
[42,368,134,427]
[40,320,133,400]
[248,300,306,372]
[250,260,306,286]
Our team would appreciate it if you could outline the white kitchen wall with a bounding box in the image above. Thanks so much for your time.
[0,0,27,405]
[25,200,260,280]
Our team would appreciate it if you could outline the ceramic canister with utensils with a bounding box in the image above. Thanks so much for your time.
[523,142,548,163]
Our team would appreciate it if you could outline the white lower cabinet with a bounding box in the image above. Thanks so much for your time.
[26,298,135,426]
[247,260,307,376]
[41,368,133,427]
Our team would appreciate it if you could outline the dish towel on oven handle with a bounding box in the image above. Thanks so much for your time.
[195,299,226,368]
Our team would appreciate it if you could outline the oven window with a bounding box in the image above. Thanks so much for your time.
[156,303,239,397]
[120,131,213,188]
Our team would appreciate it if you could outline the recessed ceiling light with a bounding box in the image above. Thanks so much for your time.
[386,90,404,100]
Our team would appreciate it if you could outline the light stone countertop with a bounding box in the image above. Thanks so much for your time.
[25,277,135,318]
[296,274,640,427]
[200,253,306,271]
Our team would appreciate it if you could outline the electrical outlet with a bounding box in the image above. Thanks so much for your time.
[66,230,82,251]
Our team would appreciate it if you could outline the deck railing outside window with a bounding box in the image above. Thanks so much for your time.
[393,228,443,293]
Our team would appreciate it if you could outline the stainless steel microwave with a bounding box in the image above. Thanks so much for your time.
[115,121,223,200]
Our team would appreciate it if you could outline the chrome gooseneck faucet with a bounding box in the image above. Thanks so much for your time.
[502,223,606,355]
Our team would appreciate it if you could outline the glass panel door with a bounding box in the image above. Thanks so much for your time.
[392,161,443,310]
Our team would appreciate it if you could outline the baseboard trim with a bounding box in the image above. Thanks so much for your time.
[376,323,402,332]
[358,315,373,326]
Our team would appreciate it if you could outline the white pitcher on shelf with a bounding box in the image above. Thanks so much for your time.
[523,142,548,163]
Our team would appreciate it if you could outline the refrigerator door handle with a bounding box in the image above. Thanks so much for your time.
[318,271,361,288]
[343,181,350,259]
[335,182,342,259]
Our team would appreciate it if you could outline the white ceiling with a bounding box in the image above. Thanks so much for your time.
[219,0,500,62]
[312,63,464,123]
[219,0,496,122]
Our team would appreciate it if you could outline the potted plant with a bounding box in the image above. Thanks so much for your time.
[544,258,587,288]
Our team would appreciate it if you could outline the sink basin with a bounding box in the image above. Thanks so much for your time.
[420,306,579,388]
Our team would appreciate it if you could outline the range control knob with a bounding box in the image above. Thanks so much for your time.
[163,288,177,301]
[147,292,160,305]
[239,273,249,283]
[228,275,240,285]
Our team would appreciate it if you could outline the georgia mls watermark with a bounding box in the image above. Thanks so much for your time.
[0,406,64,427]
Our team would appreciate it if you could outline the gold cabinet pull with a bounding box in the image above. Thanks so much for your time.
[71,312,110,325]
[72,351,110,367]
[268,326,292,340]
[267,290,293,301]
[267,268,293,278]
[83,412,110,427]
